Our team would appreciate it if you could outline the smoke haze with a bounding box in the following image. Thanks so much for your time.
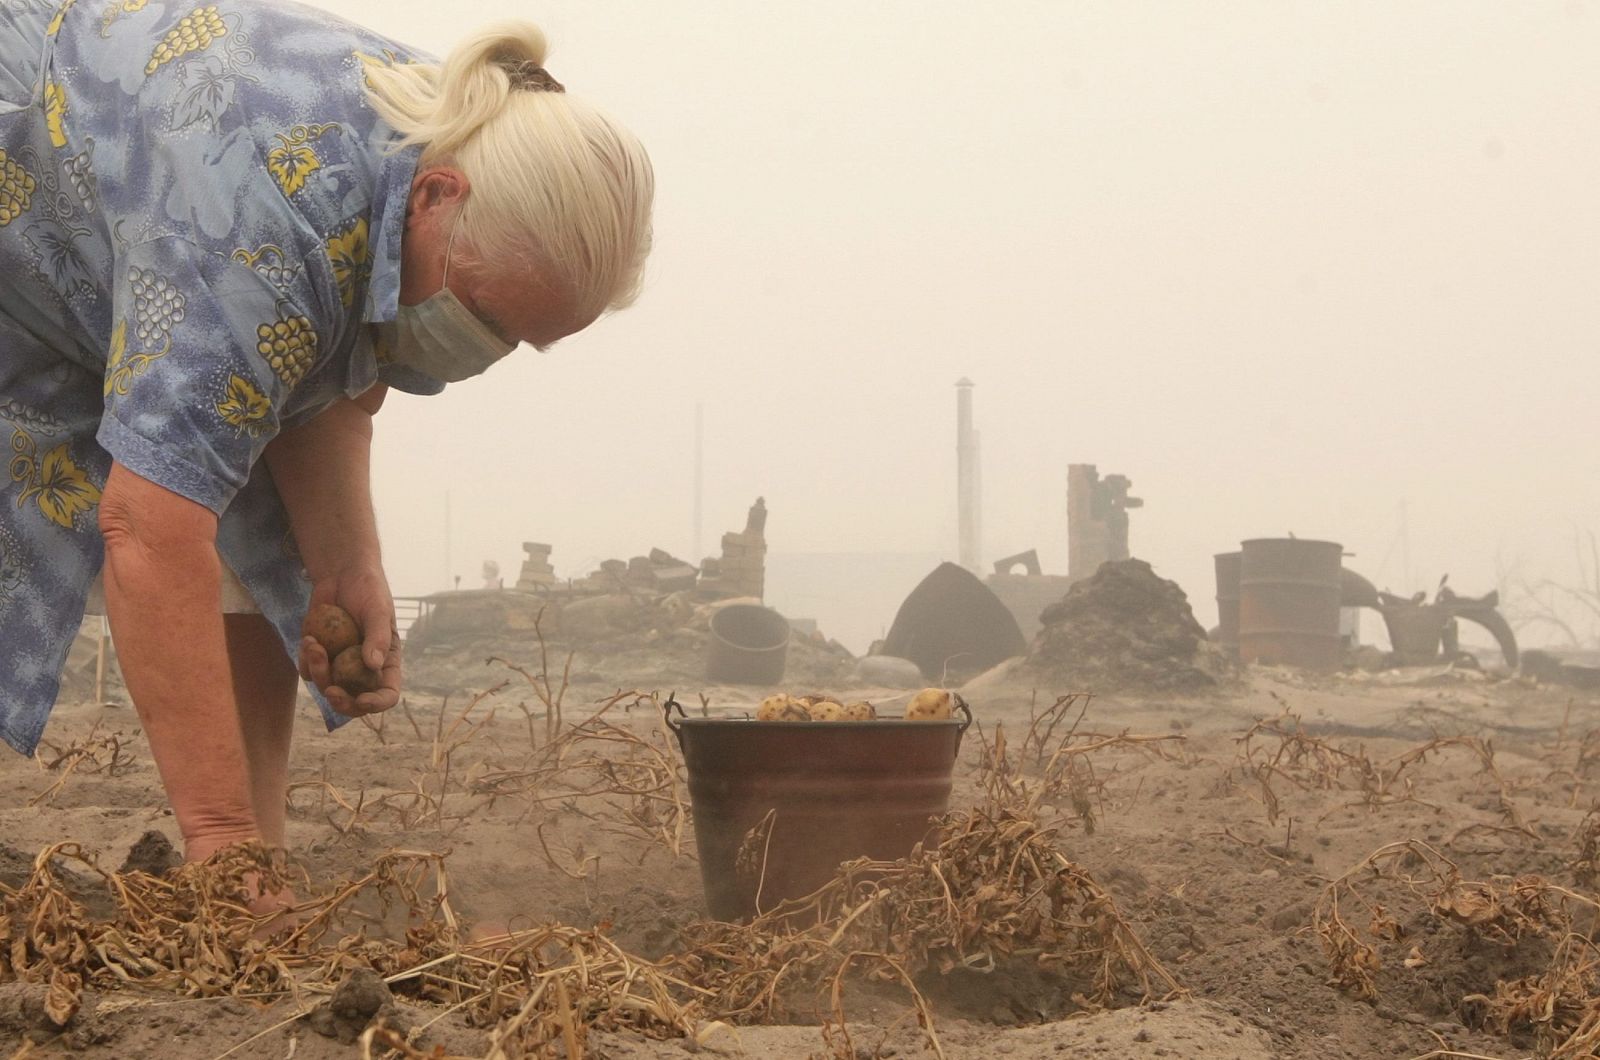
[302,0,1600,650]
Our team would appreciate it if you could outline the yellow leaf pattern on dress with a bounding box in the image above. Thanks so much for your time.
[255,311,317,387]
[215,373,271,436]
[100,0,152,38]
[9,430,101,530]
[103,318,173,398]
[31,444,101,528]
[46,0,77,36]
[0,150,36,226]
[102,319,126,396]
[265,124,340,197]
[267,143,318,196]
[144,6,226,76]
[44,82,67,148]
[325,217,369,308]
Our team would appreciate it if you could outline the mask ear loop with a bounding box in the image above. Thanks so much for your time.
[441,212,462,289]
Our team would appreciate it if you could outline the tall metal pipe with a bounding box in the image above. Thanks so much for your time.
[693,401,704,562]
[956,378,980,571]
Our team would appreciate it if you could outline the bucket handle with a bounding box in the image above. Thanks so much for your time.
[662,693,687,751]
[953,694,973,739]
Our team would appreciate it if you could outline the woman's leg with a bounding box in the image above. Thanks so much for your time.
[223,613,299,849]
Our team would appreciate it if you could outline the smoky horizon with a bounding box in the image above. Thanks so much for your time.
[298,0,1598,656]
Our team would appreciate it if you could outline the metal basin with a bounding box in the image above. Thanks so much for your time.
[666,698,971,921]
[706,604,790,684]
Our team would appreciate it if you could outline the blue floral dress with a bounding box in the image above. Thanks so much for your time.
[0,0,444,754]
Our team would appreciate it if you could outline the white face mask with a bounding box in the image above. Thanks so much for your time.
[382,222,516,383]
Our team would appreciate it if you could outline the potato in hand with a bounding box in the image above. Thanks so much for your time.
[303,603,361,660]
[331,645,383,695]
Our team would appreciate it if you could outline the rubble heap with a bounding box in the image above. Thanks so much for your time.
[406,592,854,695]
[403,498,853,693]
[1025,559,1233,693]
[571,549,699,594]
[510,499,768,601]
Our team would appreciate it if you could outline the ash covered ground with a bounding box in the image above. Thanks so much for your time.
[5,625,1599,1060]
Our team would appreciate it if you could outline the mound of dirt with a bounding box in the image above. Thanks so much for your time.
[1025,559,1234,693]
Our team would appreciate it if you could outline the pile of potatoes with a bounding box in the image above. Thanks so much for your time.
[754,687,955,722]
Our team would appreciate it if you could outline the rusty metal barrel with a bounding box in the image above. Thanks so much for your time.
[1213,551,1242,657]
[1237,538,1344,671]
[706,604,790,684]
[666,698,970,921]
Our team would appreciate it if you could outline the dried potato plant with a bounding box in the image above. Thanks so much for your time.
[285,651,689,864]
[1,805,1175,1058]
[675,805,1183,1031]
[29,724,137,808]
[0,840,696,1057]
[469,688,690,860]
[1315,838,1600,1058]
[286,683,509,840]
[975,693,1188,832]
[1544,721,1600,810]
[1571,809,1600,889]
[1234,711,1531,834]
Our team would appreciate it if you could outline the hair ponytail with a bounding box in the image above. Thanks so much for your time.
[361,23,653,321]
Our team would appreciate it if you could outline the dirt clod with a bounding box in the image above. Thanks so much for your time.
[119,830,180,878]
[307,967,399,1044]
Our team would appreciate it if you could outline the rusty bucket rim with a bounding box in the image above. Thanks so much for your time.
[662,695,972,750]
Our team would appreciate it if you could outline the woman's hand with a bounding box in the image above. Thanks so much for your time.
[299,564,402,716]
[263,386,401,717]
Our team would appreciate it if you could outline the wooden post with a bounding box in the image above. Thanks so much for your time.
[94,615,108,705]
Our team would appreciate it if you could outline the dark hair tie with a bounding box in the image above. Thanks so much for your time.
[502,58,564,93]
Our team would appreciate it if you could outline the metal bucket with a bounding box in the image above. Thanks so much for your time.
[706,604,791,684]
[1382,604,1448,663]
[666,697,971,921]
[1213,551,1242,657]
[1238,538,1344,671]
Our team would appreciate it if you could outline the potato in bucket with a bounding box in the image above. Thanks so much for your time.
[756,694,809,722]
[906,688,954,720]
[806,699,845,721]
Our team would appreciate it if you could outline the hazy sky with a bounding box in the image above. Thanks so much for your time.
[305,0,1600,647]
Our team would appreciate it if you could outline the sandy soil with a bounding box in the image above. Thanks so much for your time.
[3,651,1597,1059]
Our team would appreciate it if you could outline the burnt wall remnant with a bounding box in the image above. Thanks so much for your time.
[1067,465,1143,580]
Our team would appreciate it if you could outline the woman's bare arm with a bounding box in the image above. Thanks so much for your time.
[99,463,256,860]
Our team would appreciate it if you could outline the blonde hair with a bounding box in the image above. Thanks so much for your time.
[360,23,654,324]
